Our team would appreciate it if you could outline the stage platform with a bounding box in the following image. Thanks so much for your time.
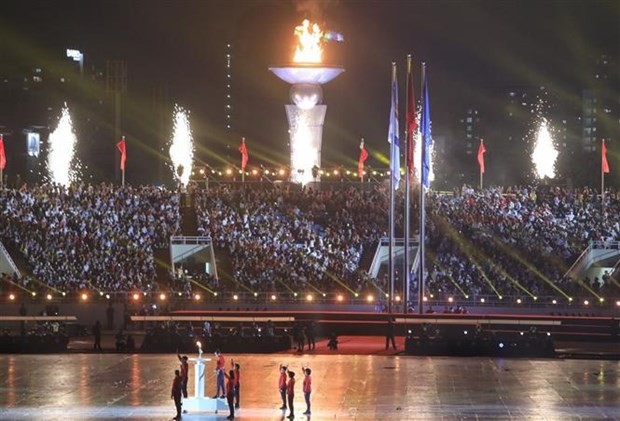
[1,353,619,420]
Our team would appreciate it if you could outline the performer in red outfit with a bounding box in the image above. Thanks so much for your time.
[177,354,189,398]
[302,365,312,415]
[224,369,236,420]
[286,370,296,419]
[213,350,226,398]
[171,369,183,420]
[278,364,288,410]
[232,358,240,409]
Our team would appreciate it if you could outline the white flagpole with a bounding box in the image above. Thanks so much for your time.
[388,62,397,315]
[418,62,427,315]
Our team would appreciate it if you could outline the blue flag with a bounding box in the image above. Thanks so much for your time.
[388,64,400,189]
[421,69,432,189]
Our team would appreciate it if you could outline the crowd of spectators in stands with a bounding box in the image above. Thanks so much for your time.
[1,181,619,303]
[0,183,179,292]
[424,185,620,299]
[194,185,385,294]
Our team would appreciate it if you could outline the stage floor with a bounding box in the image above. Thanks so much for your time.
[1,353,619,420]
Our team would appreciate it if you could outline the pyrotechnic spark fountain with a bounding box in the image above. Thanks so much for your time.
[531,118,558,179]
[270,19,344,184]
[168,105,194,187]
[413,109,434,185]
[47,104,78,186]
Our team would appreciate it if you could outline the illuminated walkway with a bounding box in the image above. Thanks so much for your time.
[0,353,619,420]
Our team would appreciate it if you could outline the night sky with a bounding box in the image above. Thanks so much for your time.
[0,0,618,184]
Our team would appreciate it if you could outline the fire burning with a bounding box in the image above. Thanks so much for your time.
[294,19,324,63]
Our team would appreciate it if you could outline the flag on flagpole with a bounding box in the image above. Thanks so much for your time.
[477,139,486,174]
[602,139,610,174]
[420,66,432,189]
[239,137,249,170]
[406,56,416,182]
[388,63,400,189]
[0,134,6,170]
[358,139,368,178]
[116,136,126,171]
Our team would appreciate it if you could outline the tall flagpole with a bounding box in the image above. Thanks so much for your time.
[418,62,427,315]
[388,62,397,315]
[403,55,413,314]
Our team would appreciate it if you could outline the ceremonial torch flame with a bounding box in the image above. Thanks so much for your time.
[293,19,323,63]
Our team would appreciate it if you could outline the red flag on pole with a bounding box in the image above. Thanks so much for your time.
[0,134,6,170]
[358,139,368,178]
[116,136,126,171]
[602,139,610,174]
[406,56,417,181]
[239,137,248,170]
[477,139,486,174]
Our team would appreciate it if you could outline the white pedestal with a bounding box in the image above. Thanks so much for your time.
[183,357,229,413]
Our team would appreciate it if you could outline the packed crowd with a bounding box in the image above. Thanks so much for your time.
[0,183,179,292]
[194,184,384,294]
[425,185,620,299]
[1,181,619,302]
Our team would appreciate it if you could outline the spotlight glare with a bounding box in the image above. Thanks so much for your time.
[9,294,15,301]
[306,294,313,302]
[366,294,374,303]
[271,294,277,301]
[233,294,238,300]
[46,294,52,300]
[81,293,88,301]
[194,293,201,301]
[159,293,166,301]
[480,298,485,303]
[583,300,589,306]
[336,294,344,302]
[132,293,140,301]
[552,299,557,304]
